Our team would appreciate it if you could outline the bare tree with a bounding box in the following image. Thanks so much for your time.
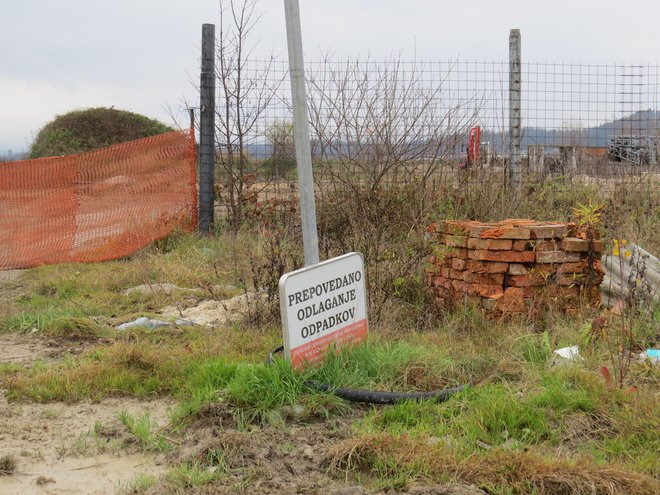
[306,56,480,190]
[214,0,282,229]
[303,56,482,320]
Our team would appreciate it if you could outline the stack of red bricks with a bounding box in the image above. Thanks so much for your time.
[426,219,603,314]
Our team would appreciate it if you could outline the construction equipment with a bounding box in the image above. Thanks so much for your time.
[607,135,658,165]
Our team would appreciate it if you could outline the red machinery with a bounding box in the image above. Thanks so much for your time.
[467,126,481,166]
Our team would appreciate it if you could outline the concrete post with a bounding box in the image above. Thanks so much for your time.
[284,0,319,266]
[199,24,216,235]
[528,144,545,175]
[509,29,522,187]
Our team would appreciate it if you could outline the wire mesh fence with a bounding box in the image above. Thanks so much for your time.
[210,55,660,223]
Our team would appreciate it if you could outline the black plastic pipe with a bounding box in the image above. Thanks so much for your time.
[266,345,468,405]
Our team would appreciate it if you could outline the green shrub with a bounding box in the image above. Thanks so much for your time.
[29,107,172,158]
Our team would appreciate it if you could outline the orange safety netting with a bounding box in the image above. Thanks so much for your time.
[1,130,197,270]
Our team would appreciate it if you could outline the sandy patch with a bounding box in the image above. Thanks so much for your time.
[0,396,173,495]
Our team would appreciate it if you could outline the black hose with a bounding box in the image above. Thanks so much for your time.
[266,345,469,405]
[267,345,285,365]
[306,380,467,404]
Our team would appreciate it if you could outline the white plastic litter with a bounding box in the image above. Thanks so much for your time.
[116,317,195,330]
[550,345,584,368]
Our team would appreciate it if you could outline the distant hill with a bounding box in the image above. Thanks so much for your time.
[483,110,660,152]
[241,110,660,160]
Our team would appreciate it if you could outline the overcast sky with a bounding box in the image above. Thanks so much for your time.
[1,0,659,153]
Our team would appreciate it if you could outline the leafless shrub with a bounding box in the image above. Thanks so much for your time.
[213,0,284,229]
[301,57,483,324]
[306,56,482,192]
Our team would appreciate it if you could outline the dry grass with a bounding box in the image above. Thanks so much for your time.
[327,434,660,495]
[0,454,17,476]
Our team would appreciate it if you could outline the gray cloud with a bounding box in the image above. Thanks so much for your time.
[1,0,658,152]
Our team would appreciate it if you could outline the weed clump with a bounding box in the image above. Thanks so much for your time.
[0,454,17,476]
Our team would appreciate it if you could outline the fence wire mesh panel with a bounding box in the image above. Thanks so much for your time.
[0,131,197,270]
[213,58,659,219]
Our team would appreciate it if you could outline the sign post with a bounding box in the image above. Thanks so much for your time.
[279,253,368,369]
[284,0,319,266]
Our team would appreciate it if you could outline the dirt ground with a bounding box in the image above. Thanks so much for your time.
[0,271,484,494]
[0,333,486,495]
[0,334,172,495]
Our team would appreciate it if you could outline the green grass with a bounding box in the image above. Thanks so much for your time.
[0,221,658,494]
[163,462,225,494]
[360,382,551,449]
[350,365,659,489]
[118,410,171,452]
[116,472,157,495]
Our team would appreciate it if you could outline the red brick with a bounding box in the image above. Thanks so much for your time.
[522,286,536,298]
[530,224,569,239]
[529,266,558,285]
[463,271,505,285]
[479,227,531,240]
[580,285,602,304]
[558,261,588,273]
[451,279,467,292]
[558,286,582,297]
[475,284,504,298]
[450,269,465,280]
[444,220,472,235]
[467,224,493,238]
[451,258,467,270]
[560,237,588,252]
[444,235,468,248]
[468,250,535,263]
[557,273,586,286]
[561,237,603,253]
[512,239,535,251]
[507,274,532,287]
[467,238,513,250]
[536,251,580,263]
[495,287,526,313]
[593,260,604,274]
[428,255,439,266]
[535,240,559,251]
[484,273,505,285]
[466,260,509,273]
[441,267,451,278]
[447,248,468,259]
[508,263,529,275]
[535,285,581,300]
[579,228,600,240]
[433,275,448,287]
[465,284,480,296]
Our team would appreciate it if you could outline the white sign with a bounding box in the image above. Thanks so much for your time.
[279,252,368,369]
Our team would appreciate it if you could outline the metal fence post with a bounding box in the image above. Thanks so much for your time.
[199,23,216,235]
[509,28,522,187]
[284,0,320,266]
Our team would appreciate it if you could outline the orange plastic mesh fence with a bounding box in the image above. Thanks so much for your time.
[1,130,197,270]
